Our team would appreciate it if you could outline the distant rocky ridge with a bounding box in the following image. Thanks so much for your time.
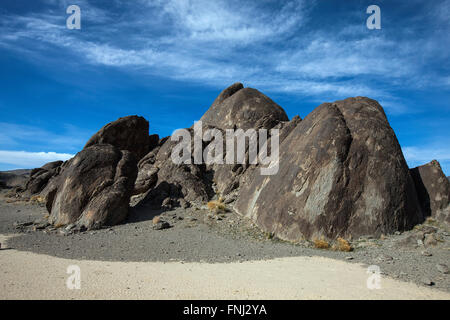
[0,169,31,189]
[5,83,450,239]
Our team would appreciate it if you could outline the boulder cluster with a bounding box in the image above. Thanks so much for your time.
[8,83,450,240]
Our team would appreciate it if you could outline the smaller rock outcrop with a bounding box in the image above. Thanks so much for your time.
[45,144,137,230]
[25,161,63,195]
[84,115,151,160]
[410,160,450,224]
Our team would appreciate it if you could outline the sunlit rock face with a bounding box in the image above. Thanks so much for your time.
[235,97,424,242]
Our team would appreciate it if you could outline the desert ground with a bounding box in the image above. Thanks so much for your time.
[1,190,449,300]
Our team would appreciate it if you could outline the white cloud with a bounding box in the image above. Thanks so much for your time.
[158,0,307,42]
[0,150,73,169]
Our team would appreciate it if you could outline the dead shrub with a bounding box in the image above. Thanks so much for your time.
[207,199,226,213]
[152,215,161,225]
[333,237,353,252]
[313,238,330,249]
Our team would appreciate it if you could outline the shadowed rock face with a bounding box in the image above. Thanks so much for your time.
[24,161,63,195]
[200,83,289,130]
[410,160,450,224]
[45,144,137,229]
[235,97,424,241]
[84,115,151,160]
[134,128,215,209]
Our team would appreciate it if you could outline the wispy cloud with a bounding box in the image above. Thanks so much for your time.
[0,0,449,113]
[0,150,73,169]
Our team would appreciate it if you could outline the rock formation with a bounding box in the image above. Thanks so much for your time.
[134,128,214,209]
[134,83,290,208]
[234,97,424,241]
[410,160,450,224]
[16,83,449,239]
[25,161,63,195]
[45,144,137,229]
[19,115,156,229]
[84,115,152,160]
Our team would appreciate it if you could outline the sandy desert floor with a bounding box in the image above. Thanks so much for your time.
[1,189,449,299]
[1,234,449,300]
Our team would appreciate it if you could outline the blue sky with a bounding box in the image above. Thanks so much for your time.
[0,0,449,174]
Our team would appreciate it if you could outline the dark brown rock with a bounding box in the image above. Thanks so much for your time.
[410,160,450,224]
[84,115,150,160]
[148,134,160,152]
[25,161,63,195]
[134,83,293,206]
[200,83,288,130]
[45,144,137,230]
[135,130,214,209]
[133,146,160,195]
[234,97,424,242]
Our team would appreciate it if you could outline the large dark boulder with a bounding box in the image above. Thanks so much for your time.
[84,115,151,160]
[200,83,289,130]
[410,160,450,224]
[234,97,424,242]
[45,144,137,229]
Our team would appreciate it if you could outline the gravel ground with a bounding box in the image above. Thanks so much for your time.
[1,189,449,293]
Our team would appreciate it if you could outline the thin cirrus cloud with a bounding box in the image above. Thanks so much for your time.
[1,0,448,111]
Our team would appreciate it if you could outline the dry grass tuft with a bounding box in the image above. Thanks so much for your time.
[30,195,45,203]
[313,238,330,249]
[207,198,226,213]
[332,237,353,252]
[152,215,161,225]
